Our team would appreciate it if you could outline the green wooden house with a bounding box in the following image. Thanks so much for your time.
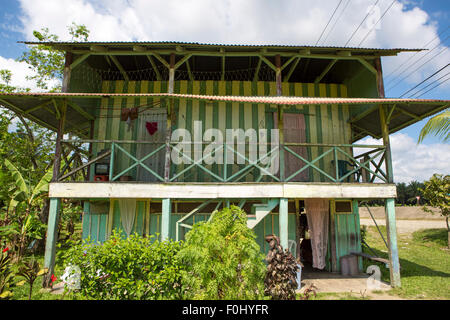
[1,41,449,288]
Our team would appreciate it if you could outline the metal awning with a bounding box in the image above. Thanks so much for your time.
[0,92,448,140]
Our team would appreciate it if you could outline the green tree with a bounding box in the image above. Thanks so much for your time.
[18,23,90,91]
[176,206,266,300]
[420,174,450,248]
[418,109,449,143]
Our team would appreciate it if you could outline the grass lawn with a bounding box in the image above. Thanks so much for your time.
[362,225,449,299]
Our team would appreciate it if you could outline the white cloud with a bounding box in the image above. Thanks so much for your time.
[0,56,60,91]
[357,133,450,183]
[12,0,449,92]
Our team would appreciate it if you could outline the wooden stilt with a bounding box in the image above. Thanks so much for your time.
[43,198,61,286]
[385,198,401,287]
[279,198,288,250]
[161,198,171,241]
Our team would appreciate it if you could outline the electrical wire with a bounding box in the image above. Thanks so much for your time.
[384,26,450,78]
[385,34,450,86]
[315,0,344,45]
[321,0,351,45]
[387,45,448,91]
[399,63,450,97]
[344,0,381,47]
[358,0,396,47]
[414,76,450,98]
[409,71,450,98]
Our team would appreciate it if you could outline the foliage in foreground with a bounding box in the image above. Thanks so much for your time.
[177,206,266,300]
[60,231,183,300]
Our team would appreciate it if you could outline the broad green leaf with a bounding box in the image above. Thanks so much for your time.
[16,280,26,286]
[4,159,30,200]
[37,268,48,276]
[30,165,54,203]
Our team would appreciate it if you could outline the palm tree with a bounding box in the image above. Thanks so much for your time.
[417,109,450,143]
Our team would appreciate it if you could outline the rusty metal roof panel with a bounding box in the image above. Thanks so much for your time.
[19,41,421,54]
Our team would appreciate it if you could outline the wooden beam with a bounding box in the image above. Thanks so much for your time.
[49,182,398,199]
[221,55,225,81]
[51,100,67,182]
[385,198,401,287]
[43,198,61,287]
[374,58,385,97]
[52,99,61,119]
[58,150,111,181]
[314,59,337,83]
[253,57,262,82]
[161,198,171,241]
[283,57,301,82]
[396,105,420,120]
[186,59,194,81]
[386,104,396,125]
[280,56,297,71]
[151,52,170,69]
[109,55,129,81]
[357,58,377,75]
[279,198,289,250]
[67,100,95,121]
[70,53,90,70]
[379,105,394,183]
[174,54,192,70]
[146,55,161,81]
[259,55,277,71]
[24,101,52,114]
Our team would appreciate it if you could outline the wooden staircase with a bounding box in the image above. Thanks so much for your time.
[247,199,279,229]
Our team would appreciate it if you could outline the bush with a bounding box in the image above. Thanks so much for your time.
[60,231,184,300]
[176,205,266,300]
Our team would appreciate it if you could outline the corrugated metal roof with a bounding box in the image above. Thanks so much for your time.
[19,41,421,53]
[0,92,447,105]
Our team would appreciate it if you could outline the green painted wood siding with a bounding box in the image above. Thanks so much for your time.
[83,199,297,255]
[92,80,351,182]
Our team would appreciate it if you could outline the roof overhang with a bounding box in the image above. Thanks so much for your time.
[0,92,448,141]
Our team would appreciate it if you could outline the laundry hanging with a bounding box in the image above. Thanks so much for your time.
[121,108,139,131]
[145,121,158,135]
[118,199,137,236]
[304,199,329,270]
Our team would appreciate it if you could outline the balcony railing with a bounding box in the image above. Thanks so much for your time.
[59,140,389,184]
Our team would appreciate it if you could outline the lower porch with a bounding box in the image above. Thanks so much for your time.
[44,182,401,288]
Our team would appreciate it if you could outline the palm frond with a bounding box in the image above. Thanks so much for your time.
[418,109,450,143]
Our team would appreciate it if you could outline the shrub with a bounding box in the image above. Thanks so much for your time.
[176,205,266,300]
[60,231,184,300]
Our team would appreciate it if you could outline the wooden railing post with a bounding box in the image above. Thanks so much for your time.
[275,54,285,181]
[164,53,176,182]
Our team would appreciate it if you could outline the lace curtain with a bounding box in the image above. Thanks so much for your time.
[118,199,137,236]
[304,199,329,270]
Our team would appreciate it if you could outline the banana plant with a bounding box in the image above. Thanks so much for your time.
[3,159,53,258]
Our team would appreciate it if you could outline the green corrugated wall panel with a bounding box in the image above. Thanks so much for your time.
[93,80,350,182]
[335,204,362,272]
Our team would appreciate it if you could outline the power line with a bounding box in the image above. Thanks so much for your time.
[384,26,450,78]
[315,0,344,45]
[409,71,450,98]
[399,63,450,97]
[344,0,381,47]
[387,45,448,91]
[414,76,450,98]
[358,0,396,47]
[386,34,450,86]
[321,0,351,45]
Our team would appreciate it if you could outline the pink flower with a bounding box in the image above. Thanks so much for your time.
[51,274,57,283]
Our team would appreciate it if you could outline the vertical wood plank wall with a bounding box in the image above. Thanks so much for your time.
[92,80,351,181]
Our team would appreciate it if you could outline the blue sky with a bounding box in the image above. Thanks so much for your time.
[0,0,448,182]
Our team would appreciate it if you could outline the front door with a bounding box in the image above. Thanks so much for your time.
[274,112,309,182]
[136,108,167,182]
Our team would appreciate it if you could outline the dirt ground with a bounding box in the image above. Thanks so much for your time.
[359,206,444,220]
[360,218,446,234]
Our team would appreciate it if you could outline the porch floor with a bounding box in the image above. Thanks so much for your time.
[298,265,391,294]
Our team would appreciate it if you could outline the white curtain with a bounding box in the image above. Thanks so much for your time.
[119,199,137,236]
[305,199,329,270]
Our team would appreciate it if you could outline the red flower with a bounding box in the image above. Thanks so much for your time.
[2,247,8,253]
[51,274,57,283]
